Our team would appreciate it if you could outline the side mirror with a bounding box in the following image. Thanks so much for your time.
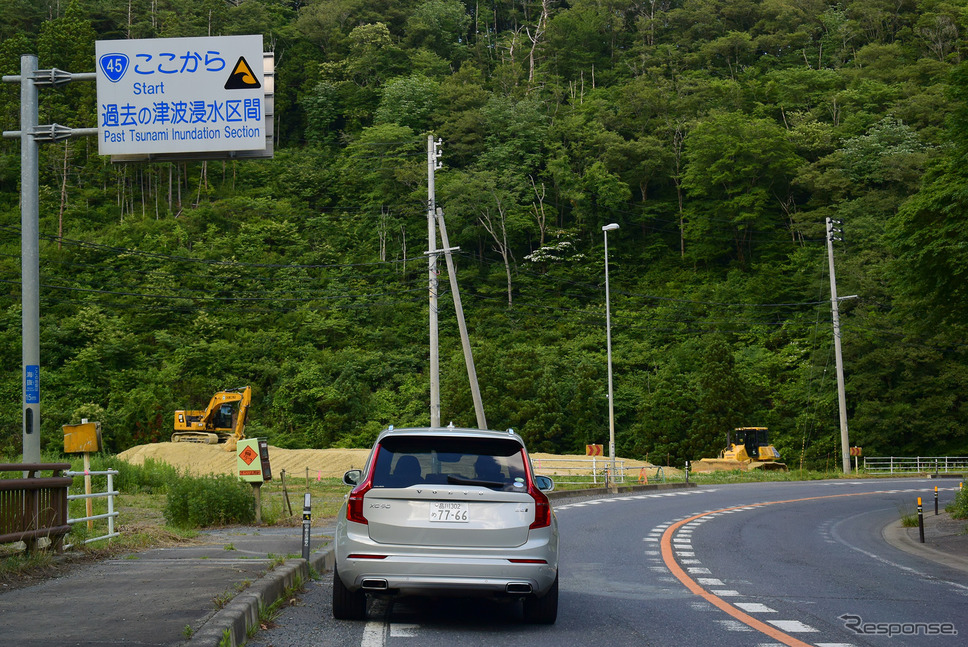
[343,469,362,486]
[534,475,555,492]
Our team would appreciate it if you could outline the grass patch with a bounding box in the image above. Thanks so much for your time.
[945,486,968,519]
[895,497,926,527]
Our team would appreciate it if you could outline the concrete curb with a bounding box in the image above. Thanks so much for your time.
[186,482,694,646]
[186,547,336,647]
[882,517,968,576]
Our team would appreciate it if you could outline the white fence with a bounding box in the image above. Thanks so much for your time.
[531,457,666,485]
[66,469,120,546]
[862,456,968,474]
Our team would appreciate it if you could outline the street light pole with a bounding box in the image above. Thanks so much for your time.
[602,223,619,480]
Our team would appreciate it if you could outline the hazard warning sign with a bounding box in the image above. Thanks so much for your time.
[225,56,261,90]
[237,438,272,482]
[239,444,258,465]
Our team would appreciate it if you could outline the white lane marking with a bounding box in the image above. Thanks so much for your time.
[361,620,385,647]
[735,602,776,613]
[687,566,711,574]
[831,514,968,593]
[767,620,818,632]
[716,619,753,632]
[696,578,723,586]
[389,624,419,637]
[710,589,741,596]
[815,643,858,647]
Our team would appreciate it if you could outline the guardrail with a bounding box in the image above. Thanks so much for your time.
[66,469,120,547]
[531,457,666,486]
[0,463,72,552]
[863,456,968,474]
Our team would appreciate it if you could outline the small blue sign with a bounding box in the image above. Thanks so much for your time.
[25,365,39,404]
[99,53,129,83]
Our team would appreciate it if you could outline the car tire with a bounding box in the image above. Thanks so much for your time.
[523,573,558,624]
[332,564,366,620]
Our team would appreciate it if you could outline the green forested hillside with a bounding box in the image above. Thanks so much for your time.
[2,0,968,468]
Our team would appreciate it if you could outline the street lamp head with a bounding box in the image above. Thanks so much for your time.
[602,223,620,232]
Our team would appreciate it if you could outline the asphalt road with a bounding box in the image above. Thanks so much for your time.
[245,479,967,647]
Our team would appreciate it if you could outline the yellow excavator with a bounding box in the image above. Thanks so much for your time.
[172,386,251,452]
[691,427,787,473]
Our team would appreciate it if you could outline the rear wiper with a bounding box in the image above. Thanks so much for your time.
[447,475,505,489]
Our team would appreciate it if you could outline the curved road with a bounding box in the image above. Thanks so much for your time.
[247,479,966,647]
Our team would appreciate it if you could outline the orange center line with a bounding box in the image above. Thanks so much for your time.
[659,490,902,647]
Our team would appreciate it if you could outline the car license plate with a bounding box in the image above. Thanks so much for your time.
[429,501,469,522]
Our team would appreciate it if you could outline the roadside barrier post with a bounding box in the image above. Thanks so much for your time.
[917,497,924,543]
[301,493,312,561]
[685,461,690,484]
[935,486,939,515]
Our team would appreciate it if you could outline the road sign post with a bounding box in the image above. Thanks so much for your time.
[3,36,271,465]
[95,35,269,158]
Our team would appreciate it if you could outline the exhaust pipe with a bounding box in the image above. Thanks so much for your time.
[361,579,389,590]
[506,582,533,595]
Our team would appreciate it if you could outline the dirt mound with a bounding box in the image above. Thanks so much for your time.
[118,443,371,479]
[117,443,661,479]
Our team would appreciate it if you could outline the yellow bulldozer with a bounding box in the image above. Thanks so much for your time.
[691,426,787,473]
[172,386,251,452]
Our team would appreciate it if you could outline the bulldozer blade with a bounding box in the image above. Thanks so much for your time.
[691,459,788,473]
[690,459,750,473]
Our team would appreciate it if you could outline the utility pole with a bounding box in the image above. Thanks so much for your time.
[435,207,486,429]
[3,57,97,464]
[826,217,853,474]
[602,224,619,479]
[427,135,441,427]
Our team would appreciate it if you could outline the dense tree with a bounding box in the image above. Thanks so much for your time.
[0,0,965,467]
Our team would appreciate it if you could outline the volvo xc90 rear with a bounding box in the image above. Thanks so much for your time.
[333,426,559,623]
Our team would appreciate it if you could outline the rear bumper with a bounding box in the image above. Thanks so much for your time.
[336,522,558,598]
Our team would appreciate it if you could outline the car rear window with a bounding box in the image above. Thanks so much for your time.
[371,436,527,490]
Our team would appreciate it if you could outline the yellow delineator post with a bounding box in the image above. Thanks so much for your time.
[237,438,272,524]
[63,420,103,530]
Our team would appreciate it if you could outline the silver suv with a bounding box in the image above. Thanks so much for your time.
[333,426,559,623]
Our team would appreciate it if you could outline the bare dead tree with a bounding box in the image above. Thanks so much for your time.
[529,175,548,246]
[526,0,550,84]
[478,192,516,307]
[671,123,686,258]
[57,141,69,248]
[378,206,390,261]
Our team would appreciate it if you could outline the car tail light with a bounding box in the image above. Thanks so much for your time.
[346,446,379,525]
[529,485,551,529]
[523,449,552,529]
